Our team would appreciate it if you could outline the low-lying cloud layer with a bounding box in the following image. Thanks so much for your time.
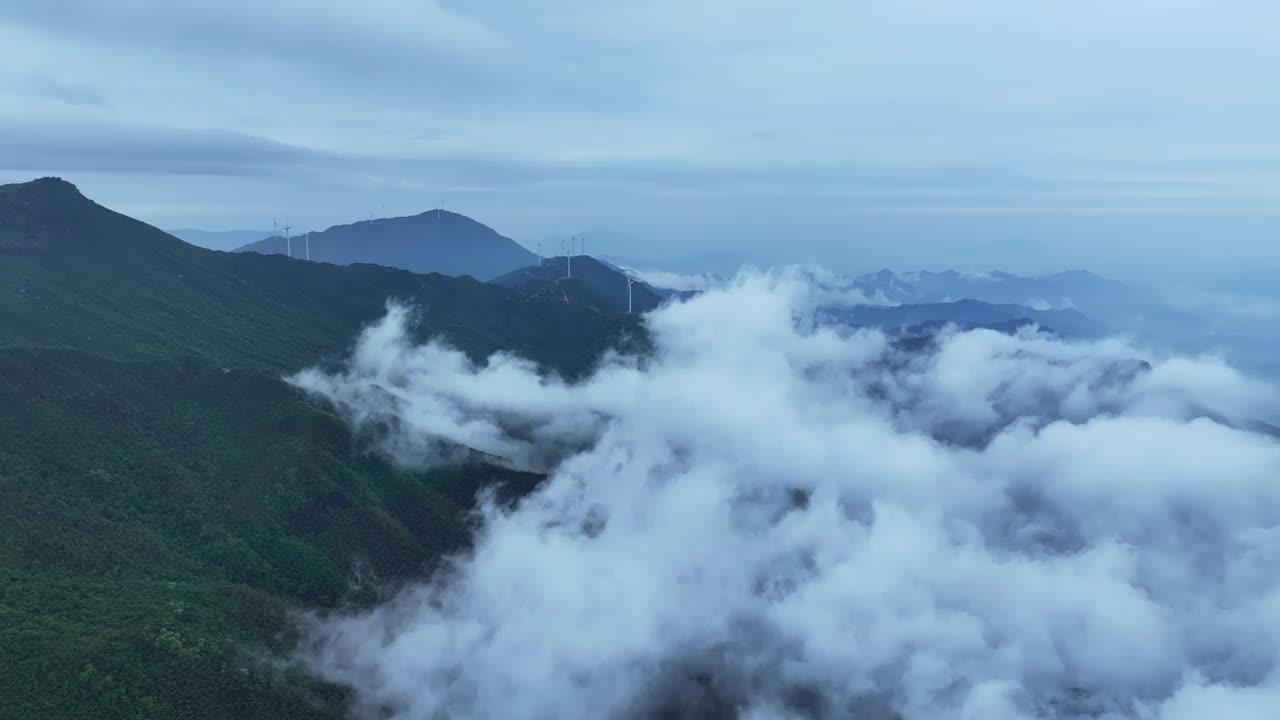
[290,270,1280,719]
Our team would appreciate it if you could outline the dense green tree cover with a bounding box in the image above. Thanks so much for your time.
[0,178,640,718]
[492,255,667,315]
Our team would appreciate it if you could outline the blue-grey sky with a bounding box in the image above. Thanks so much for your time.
[1,0,1277,278]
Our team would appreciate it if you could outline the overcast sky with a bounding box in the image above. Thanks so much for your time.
[1,0,1278,279]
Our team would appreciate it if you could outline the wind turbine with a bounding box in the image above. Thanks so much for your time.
[305,231,312,261]
[283,219,292,258]
[627,277,634,313]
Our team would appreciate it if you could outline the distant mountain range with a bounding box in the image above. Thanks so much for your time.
[493,255,667,315]
[844,268,1148,313]
[234,210,536,281]
[169,228,272,252]
[825,298,1100,337]
[762,266,1242,347]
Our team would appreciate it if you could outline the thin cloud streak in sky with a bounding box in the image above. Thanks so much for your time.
[0,0,1278,277]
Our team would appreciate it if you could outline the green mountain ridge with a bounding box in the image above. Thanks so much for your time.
[0,177,641,719]
[493,254,667,315]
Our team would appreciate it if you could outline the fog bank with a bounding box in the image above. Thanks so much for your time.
[291,270,1280,719]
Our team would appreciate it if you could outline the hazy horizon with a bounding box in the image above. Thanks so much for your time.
[2,0,1278,282]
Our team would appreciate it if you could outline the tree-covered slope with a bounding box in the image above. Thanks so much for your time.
[492,255,666,315]
[0,178,638,719]
[0,178,639,375]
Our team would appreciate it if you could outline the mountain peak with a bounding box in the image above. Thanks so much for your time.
[1,176,85,203]
[6,176,85,203]
[1,177,96,254]
[30,176,80,191]
[493,254,666,314]
[234,207,537,280]
[412,208,465,221]
[0,175,181,259]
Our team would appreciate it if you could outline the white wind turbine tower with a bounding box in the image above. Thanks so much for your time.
[305,231,312,261]
[626,277,634,313]
[282,219,292,258]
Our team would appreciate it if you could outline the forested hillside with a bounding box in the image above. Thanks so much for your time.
[0,177,642,719]
[493,255,666,315]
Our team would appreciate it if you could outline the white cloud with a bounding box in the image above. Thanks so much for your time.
[290,269,1280,719]
[621,266,721,293]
